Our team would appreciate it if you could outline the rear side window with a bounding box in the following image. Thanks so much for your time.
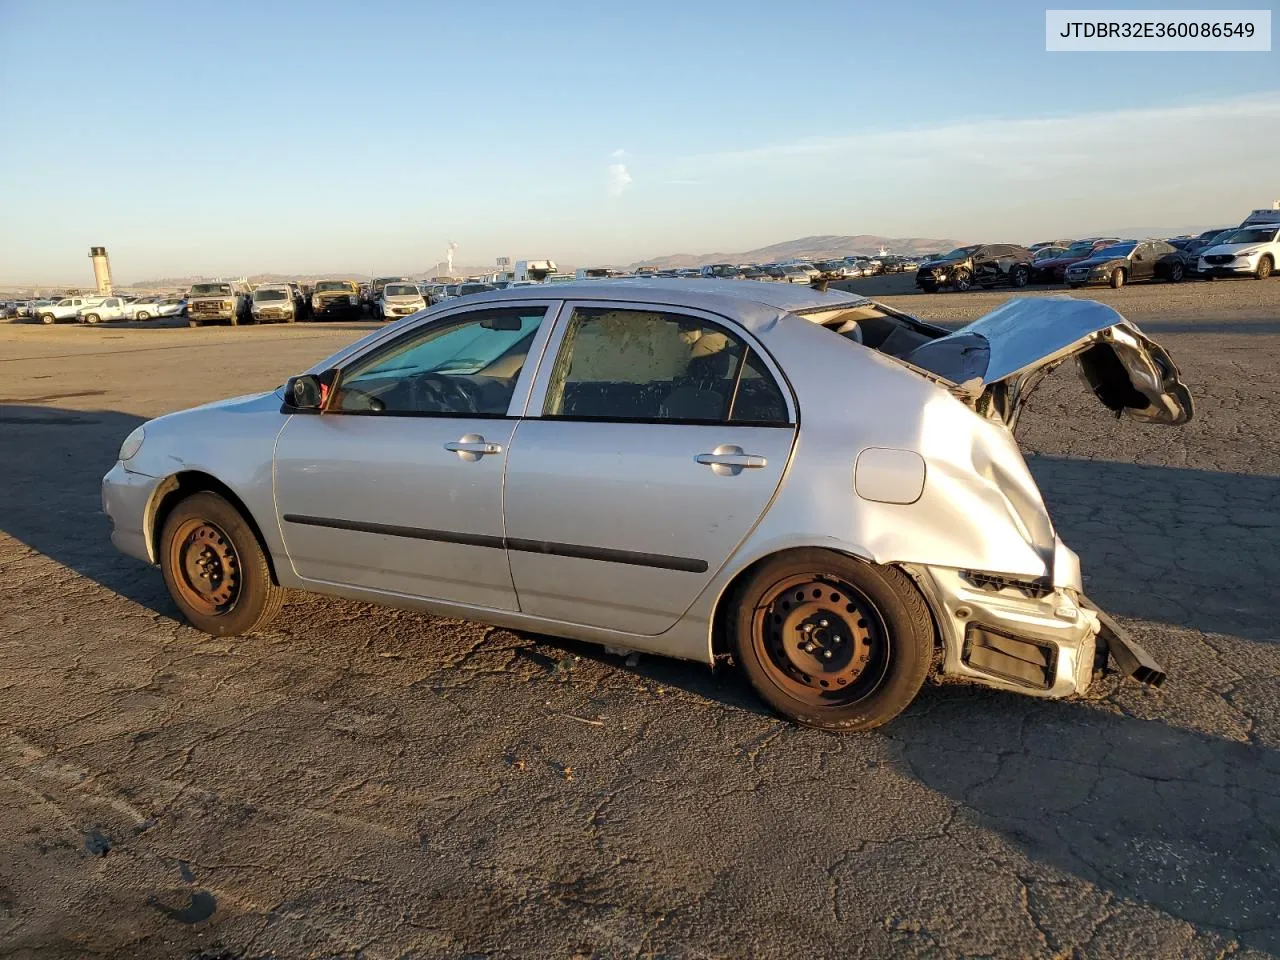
[542,307,789,425]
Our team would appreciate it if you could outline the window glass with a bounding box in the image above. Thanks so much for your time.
[542,307,789,425]
[332,306,545,416]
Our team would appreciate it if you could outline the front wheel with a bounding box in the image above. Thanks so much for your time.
[39,313,55,325]
[1010,265,1029,288]
[1168,263,1184,283]
[1257,256,1274,280]
[83,313,100,324]
[136,310,151,320]
[952,267,972,292]
[160,491,284,636]
[730,551,933,731]
[1109,268,1126,289]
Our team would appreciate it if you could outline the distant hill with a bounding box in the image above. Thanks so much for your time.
[633,234,955,269]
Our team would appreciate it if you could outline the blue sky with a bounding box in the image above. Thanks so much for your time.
[1,0,1276,282]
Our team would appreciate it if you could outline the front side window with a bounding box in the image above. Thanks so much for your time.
[542,307,789,425]
[331,306,546,416]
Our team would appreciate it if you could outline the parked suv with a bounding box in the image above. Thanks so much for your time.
[1198,224,1280,280]
[915,244,1034,292]
[187,282,249,327]
[250,285,297,323]
[37,296,103,324]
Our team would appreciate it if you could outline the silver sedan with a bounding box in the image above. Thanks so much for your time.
[102,281,1190,730]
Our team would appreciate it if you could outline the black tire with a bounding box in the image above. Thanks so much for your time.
[160,491,283,637]
[1109,268,1126,289]
[40,313,55,325]
[1168,263,1184,283]
[83,313,100,324]
[1010,265,1029,288]
[952,267,972,292]
[1256,256,1274,280]
[136,310,151,320]
[730,551,933,731]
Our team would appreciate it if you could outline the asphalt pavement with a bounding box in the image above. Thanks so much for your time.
[1,278,1278,959]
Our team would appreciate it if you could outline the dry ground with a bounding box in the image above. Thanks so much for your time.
[1,278,1279,959]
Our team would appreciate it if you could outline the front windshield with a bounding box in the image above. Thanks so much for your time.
[191,283,231,296]
[940,246,979,259]
[315,281,350,293]
[1063,242,1095,256]
[384,284,419,297]
[1225,227,1277,245]
[254,289,288,302]
[1033,247,1063,260]
[1092,243,1135,259]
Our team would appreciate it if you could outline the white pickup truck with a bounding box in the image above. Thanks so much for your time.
[77,296,131,324]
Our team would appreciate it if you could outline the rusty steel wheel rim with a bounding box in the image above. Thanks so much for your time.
[751,574,890,707]
[169,518,241,616]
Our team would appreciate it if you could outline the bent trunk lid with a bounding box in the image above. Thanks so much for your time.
[904,296,1193,428]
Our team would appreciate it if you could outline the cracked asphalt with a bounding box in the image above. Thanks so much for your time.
[1,279,1278,959]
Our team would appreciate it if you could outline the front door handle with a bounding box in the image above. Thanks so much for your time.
[696,444,767,476]
[444,434,503,461]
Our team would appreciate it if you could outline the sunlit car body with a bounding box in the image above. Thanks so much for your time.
[102,281,1189,730]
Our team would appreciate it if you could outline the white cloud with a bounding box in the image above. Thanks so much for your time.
[611,148,627,158]
[608,162,633,197]
[667,94,1280,185]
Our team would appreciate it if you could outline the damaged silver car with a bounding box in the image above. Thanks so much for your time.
[101,280,1190,730]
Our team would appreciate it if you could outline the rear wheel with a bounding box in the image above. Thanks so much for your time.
[160,491,283,636]
[1109,268,1126,289]
[39,313,55,325]
[136,310,151,320]
[952,267,972,292]
[83,313,100,324]
[730,551,933,731]
[1168,262,1185,283]
[1010,265,1029,288]
[1257,256,1274,280]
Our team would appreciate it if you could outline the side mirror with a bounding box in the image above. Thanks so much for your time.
[285,374,325,409]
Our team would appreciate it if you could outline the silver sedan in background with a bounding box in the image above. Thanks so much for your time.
[102,281,1190,730]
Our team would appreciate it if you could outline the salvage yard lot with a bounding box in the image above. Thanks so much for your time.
[2,281,1279,959]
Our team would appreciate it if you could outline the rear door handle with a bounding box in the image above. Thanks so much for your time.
[444,434,503,461]
[696,444,767,476]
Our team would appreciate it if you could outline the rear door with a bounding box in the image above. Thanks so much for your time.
[502,301,797,635]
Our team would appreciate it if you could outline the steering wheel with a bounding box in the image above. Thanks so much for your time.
[413,373,480,414]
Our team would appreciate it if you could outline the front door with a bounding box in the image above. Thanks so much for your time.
[274,303,553,609]
[503,302,797,635]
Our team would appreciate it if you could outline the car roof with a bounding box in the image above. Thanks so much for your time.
[454,278,869,331]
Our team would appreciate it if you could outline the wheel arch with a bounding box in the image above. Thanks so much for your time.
[707,545,940,664]
[147,471,279,584]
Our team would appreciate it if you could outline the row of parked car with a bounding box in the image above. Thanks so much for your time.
[914,219,1280,293]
